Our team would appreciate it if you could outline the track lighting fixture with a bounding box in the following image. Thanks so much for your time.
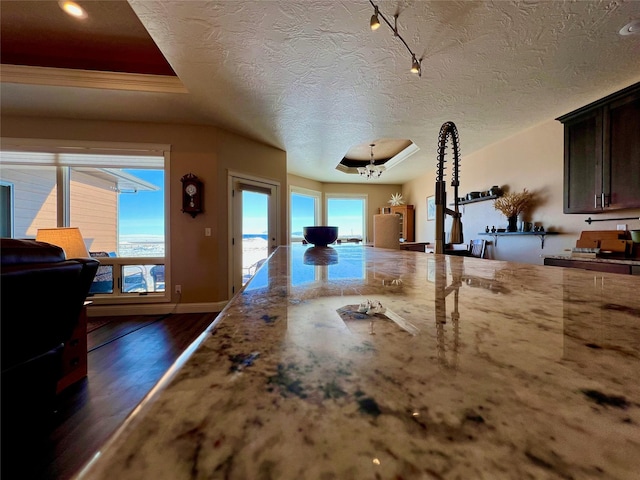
[368,0,422,77]
[411,54,421,74]
[370,6,381,31]
[358,144,386,179]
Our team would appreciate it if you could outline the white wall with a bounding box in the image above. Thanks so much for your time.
[403,119,640,264]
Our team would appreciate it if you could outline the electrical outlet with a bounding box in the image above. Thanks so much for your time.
[175,284,182,294]
[617,224,627,231]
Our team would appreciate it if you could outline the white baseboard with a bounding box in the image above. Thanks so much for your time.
[87,301,228,317]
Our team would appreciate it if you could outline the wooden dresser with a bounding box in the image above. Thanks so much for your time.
[379,205,415,242]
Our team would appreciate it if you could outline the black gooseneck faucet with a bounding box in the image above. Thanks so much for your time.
[435,121,463,254]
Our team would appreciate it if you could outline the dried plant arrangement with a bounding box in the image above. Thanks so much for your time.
[493,189,533,218]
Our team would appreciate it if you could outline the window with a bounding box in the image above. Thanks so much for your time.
[0,181,14,237]
[326,195,367,243]
[0,139,170,304]
[290,186,321,243]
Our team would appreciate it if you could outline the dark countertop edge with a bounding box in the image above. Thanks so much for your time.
[543,255,640,265]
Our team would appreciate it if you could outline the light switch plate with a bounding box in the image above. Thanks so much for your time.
[617,224,627,231]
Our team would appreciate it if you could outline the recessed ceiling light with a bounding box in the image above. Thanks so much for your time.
[619,19,640,36]
[59,1,87,19]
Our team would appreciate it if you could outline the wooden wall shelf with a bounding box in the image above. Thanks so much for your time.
[479,231,558,249]
[453,194,500,206]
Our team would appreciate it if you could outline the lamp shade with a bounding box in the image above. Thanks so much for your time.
[36,227,90,259]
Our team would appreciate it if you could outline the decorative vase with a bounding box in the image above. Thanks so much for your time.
[489,185,503,197]
[507,216,518,232]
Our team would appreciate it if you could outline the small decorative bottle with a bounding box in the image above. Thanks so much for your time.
[485,226,490,233]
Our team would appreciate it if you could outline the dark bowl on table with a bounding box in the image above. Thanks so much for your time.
[303,246,338,265]
[303,226,339,247]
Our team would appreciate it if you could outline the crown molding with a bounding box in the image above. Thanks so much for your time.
[384,142,420,170]
[0,64,188,94]
[336,142,420,175]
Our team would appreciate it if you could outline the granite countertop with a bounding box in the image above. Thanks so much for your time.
[77,245,640,479]
[544,255,640,265]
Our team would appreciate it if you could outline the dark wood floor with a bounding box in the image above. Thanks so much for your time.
[2,312,216,480]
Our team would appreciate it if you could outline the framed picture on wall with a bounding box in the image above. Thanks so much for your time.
[427,195,435,221]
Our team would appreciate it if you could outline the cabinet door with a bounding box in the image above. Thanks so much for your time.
[396,212,405,240]
[390,205,415,242]
[605,92,640,210]
[404,206,414,242]
[563,109,602,213]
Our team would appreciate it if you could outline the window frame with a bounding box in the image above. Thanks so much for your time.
[228,171,281,298]
[0,138,171,305]
[324,193,368,243]
[0,180,15,238]
[289,185,321,244]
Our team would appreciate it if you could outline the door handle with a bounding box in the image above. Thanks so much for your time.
[594,193,608,209]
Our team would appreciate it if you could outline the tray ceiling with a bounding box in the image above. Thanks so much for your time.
[1,0,639,184]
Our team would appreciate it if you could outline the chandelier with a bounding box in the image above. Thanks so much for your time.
[358,144,385,179]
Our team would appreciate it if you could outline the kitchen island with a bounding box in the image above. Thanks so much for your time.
[77,245,640,479]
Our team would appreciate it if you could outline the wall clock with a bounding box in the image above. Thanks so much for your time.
[181,173,203,218]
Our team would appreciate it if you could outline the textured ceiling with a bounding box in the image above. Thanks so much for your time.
[1,1,639,184]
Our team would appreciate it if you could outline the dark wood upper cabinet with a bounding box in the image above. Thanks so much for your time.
[557,82,640,214]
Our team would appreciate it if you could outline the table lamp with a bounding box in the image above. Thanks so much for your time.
[36,227,90,259]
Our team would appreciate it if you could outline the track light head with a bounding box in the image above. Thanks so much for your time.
[411,55,421,75]
[370,6,381,31]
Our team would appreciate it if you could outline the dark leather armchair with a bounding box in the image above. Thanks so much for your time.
[1,238,99,435]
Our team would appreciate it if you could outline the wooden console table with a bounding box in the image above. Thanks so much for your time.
[399,242,431,252]
[57,301,90,393]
